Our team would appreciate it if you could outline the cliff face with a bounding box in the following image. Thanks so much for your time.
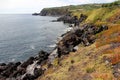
[40,4,101,16]
[40,8,68,16]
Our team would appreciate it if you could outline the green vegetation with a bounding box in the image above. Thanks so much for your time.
[102,0,120,7]
[40,4,101,16]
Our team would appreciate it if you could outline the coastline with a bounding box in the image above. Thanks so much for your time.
[0,0,120,79]
[0,16,71,80]
[0,15,67,63]
[0,13,108,80]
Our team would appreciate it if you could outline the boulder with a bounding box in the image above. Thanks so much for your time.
[22,68,44,80]
[9,67,26,78]
[22,74,35,80]
[37,50,49,64]
[34,68,44,78]
[0,63,6,66]
[0,65,8,73]
[79,14,87,23]
[20,57,35,68]
[0,75,6,80]
[1,62,20,78]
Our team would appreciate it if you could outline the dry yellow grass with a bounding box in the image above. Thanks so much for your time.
[37,24,120,80]
[37,5,120,80]
[96,24,120,47]
[37,43,115,80]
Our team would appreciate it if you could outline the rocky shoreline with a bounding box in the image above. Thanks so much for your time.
[0,50,49,80]
[0,14,108,80]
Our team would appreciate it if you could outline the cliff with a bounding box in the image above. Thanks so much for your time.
[40,4,101,16]
[40,8,68,16]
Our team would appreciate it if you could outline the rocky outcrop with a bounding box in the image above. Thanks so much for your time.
[40,8,68,16]
[0,50,49,80]
[57,14,87,26]
[57,24,108,57]
[32,13,40,16]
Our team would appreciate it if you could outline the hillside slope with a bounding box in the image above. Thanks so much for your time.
[38,24,120,80]
[38,1,120,80]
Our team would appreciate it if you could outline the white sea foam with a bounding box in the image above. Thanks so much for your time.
[30,45,35,50]
[48,44,56,48]
[11,58,15,62]
[26,61,40,75]
[63,27,73,32]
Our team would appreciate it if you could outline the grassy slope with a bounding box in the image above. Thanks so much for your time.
[40,4,101,16]
[38,1,120,80]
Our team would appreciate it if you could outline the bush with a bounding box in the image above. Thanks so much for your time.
[86,67,95,73]
[102,0,120,7]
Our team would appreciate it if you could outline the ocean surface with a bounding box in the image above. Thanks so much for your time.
[0,14,68,63]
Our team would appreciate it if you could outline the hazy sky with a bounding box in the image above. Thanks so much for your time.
[0,0,116,14]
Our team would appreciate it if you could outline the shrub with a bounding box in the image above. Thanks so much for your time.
[86,67,95,73]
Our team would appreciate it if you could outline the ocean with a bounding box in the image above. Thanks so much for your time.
[0,14,68,63]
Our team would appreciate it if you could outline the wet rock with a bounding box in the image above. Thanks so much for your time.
[37,50,49,64]
[0,63,6,66]
[0,75,6,80]
[69,24,74,27]
[0,51,48,80]
[20,57,35,68]
[9,67,26,78]
[22,74,35,80]
[1,62,21,78]
[0,50,49,80]
[0,66,7,73]
[15,62,21,67]
[34,68,44,78]
[21,67,44,80]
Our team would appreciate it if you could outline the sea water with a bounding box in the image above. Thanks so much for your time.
[0,14,68,63]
